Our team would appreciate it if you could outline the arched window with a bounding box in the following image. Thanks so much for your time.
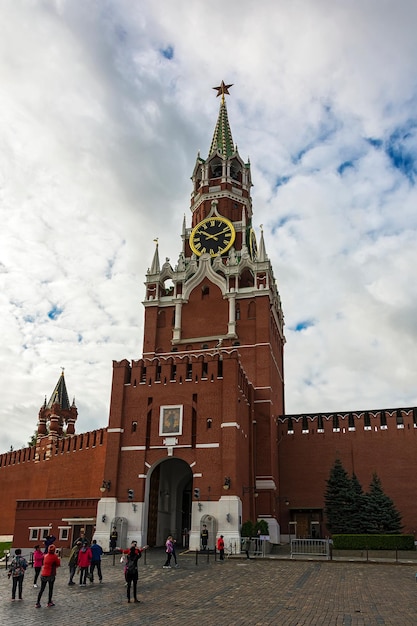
[248,301,256,319]
[157,310,166,328]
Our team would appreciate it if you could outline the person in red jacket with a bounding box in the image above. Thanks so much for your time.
[35,544,60,608]
[217,535,225,561]
[77,542,93,586]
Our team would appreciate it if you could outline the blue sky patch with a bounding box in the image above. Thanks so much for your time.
[274,175,290,188]
[160,45,174,60]
[386,122,417,183]
[290,319,315,332]
[47,305,63,320]
[337,161,354,175]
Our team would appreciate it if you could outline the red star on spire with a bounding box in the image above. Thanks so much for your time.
[213,81,233,98]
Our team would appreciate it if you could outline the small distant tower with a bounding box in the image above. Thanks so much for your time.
[35,371,78,461]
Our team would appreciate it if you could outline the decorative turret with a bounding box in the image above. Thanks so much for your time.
[36,371,78,460]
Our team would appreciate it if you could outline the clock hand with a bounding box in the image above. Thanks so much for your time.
[204,227,231,241]
[203,232,219,241]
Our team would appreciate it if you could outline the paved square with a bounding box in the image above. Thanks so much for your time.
[1,551,417,625]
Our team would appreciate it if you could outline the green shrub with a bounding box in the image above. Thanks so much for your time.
[241,520,254,538]
[255,519,269,535]
[332,534,415,550]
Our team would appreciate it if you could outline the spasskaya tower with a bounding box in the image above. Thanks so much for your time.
[97,83,286,549]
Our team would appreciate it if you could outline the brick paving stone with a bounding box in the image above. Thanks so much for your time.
[1,550,417,625]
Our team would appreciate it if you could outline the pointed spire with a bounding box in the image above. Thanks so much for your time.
[209,82,235,158]
[258,225,267,262]
[47,370,71,410]
[150,239,160,274]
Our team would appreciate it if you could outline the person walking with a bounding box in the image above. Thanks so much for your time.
[124,543,148,603]
[201,524,208,550]
[217,535,225,560]
[33,545,44,587]
[8,548,28,601]
[35,544,60,608]
[77,542,92,586]
[67,541,82,585]
[163,535,174,568]
[90,539,103,583]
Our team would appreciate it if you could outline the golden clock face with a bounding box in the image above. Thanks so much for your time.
[190,217,236,257]
[249,228,258,260]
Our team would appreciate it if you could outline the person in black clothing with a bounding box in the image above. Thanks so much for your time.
[110,526,118,552]
[43,533,56,553]
[201,524,208,550]
[124,543,148,603]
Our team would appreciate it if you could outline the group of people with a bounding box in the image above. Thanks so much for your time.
[67,537,104,586]
[8,540,60,607]
[7,530,105,608]
[8,525,229,608]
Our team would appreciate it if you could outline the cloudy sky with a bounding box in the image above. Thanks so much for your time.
[1,0,416,451]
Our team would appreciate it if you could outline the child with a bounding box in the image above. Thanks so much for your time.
[33,545,44,587]
[8,548,28,601]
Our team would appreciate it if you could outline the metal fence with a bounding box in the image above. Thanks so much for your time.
[291,538,331,559]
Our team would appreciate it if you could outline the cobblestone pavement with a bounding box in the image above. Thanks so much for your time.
[1,549,417,625]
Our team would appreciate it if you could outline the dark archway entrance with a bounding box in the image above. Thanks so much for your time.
[147,458,192,547]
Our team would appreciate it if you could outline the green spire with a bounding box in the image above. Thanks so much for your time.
[47,370,71,410]
[209,81,235,158]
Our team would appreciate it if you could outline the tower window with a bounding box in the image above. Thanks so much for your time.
[248,301,256,319]
[157,310,166,328]
[202,285,209,298]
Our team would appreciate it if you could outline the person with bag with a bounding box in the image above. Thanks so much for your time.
[8,548,28,601]
[124,542,148,603]
[163,535,174,569]
[35,544,60,608]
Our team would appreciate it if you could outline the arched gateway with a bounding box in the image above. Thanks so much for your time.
[147,458,192,547]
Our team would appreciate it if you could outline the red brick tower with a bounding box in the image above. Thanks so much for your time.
[35,370,78,462]
[97,83,285,549]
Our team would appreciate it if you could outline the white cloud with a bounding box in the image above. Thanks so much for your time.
[0,0,416,450]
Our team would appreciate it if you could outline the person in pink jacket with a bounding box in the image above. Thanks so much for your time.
[33,545,44,588]
[77,543,92,586]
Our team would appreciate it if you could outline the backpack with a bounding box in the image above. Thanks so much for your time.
[9,555,27,577]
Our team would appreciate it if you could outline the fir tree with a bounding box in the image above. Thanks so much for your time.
[350,473,367,533]
[362,473,402,534]
[324,459,356,533]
